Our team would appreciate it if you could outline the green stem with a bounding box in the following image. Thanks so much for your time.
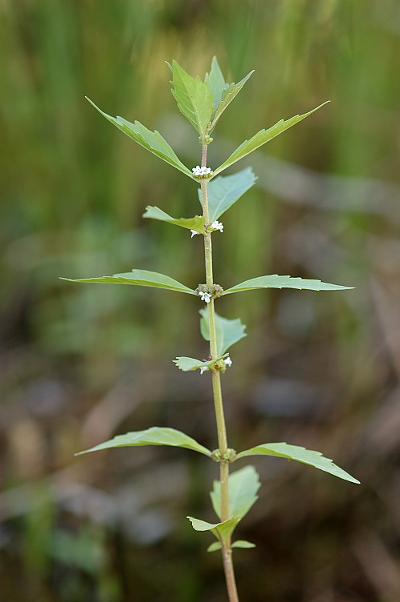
[200,144,239,602]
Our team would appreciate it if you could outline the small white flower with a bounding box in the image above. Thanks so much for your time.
[199,291,212,303]
[211,220,223,233]
[190,230,199,238]
[192,166,212,176]
[224,356,232,368]
[200,366,208,375]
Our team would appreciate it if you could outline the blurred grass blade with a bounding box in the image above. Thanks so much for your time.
[213,102,329,176]
[223,274,353,295]
[210,465,260,520]
[61,269,196,294]
[236,443,360,484]
[200,308,246,356]
[169,60,214,140]
[76,427,211,457]
[199,167,257,221]
[209,70,254,133]
[143,205,205,234]
[86,97,193,178]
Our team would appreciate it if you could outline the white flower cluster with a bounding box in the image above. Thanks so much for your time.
[210,220,223,233]
[192,166,212,176]
[199,355,232,375]
[199,291,212,303]
[190,220,223,238]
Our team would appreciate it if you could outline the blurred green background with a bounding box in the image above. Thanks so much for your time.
[1,1,400,600]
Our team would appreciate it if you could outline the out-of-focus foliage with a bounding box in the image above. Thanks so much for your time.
[1,1,400,601]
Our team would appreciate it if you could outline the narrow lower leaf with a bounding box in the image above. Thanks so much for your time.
[173,354,228,373]
[143,206,205,234]
[213,102,329,176]
[169,60,214,140]
[61,269,196,295]
[207,540,255,553]
[210,465,260,520]
[223,274,353,295]
[86,98,193,178]
[198,167,257,221]
[200,308,246,356]
[209,70,255,133]
[205,56,229,111]
[76,426,211,457]
[236,443,360,484]
[232,540,256,549]
[187,516,241,545]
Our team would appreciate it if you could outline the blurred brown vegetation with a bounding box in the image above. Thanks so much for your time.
[1,1,400,601]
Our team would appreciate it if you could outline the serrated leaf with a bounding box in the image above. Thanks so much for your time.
[61,269,196,295]
[76,426,211,457]
[86,97,193,178]
[205,56,229,111]
[207,539,255,553]
[173,354,228,372]
[200,308,246,356]
[198,167,257,221]
[236,443,360,484]
[169,60,214,140]
[213,102,329,176]
[223,274,353,295]
[187,516,241,545]
[209,70,254,133]
[210,466,260,520]
[143,206,205,234]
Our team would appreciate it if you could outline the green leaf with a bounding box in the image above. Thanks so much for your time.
[169,60,214,140]
[187,516,241,545]
[213,102,330,176]
[173,354,228,373]
[232,540,256,549]
[209,70,254,133]
[236,443,360,484]
[61,269,196,295]
[200,308,246,356]
[76,426,211,457]
[198,167,257,221]
[223,274,353,295]
[85,98,193,178]
[205,56,229,111]
[207,540,255,553]
[143,206,205,234]
[210,466,260,520]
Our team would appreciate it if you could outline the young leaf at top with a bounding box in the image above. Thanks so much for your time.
[223,274,353,295]
[86,98,193,179]
[213,101,330,176]
[169,60,214,141]
[61,269,196,295]
[205,56,229,111]
[200,308,246,356]
[143,206,205,235]
[197,167,257,221]
[208,68,254,134]
[210,465,260,521]
[173,354,229,373]
[76,426,211,458]
[235,442,360,484]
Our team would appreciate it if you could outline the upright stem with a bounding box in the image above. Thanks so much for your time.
[200,144,239,602]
